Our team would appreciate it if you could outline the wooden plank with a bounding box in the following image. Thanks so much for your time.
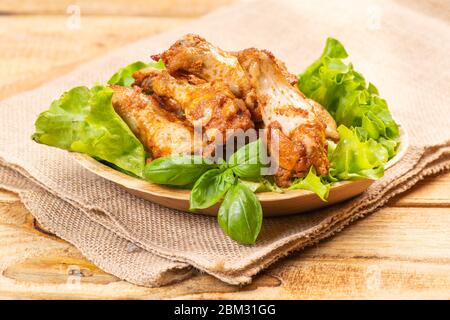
[0,194,448,299]
[390,171,450,207]
[3,255,119,286]
[181,259,450,299]
[0,0,236,17]
[0,15,190,99]
[0,190,19,203]
[299,207,450,263]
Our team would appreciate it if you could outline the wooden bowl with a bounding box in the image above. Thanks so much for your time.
[72,124,408,216]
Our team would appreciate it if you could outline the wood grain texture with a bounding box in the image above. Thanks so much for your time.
[0,189,449,299]
[390,174,450,207]
[0,15,190,99]
[0,0,235,17]
[0,0,449,299]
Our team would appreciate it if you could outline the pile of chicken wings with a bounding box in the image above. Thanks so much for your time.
[111,34,339,187]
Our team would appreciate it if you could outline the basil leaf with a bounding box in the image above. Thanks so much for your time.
[288,167,330,201]
[144,155,217,186]
[218,182,263,244]
[189,169,236,209]
[108,60,165,87]
[228,139,266,179]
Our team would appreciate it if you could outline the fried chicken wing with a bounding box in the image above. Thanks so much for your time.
[153,34,258,119]
[247,49,298,86]
[236,48,330,186]
[307,98,339,142]
[133,67,254,145]
[110,85,204,158]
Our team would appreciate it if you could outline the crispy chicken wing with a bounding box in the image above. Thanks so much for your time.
[133,67,254,145]
[153,34,258,119]
[236,49,298,86]
[236,48,330,186]
[307,98,339,142]
[110,85,204,158]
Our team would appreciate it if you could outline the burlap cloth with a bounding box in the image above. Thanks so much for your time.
[0,0,449,287]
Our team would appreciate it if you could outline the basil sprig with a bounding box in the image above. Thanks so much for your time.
[189,139,265,210]
[192,139,265,243]
[144,139,266,244]
[189,168,236,209]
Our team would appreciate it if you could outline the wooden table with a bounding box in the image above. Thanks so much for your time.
[0,1,449,299]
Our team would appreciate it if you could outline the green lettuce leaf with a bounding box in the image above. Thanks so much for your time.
[328,125,388,181]
[298,37,400,155]
[108,59,165,87]
[288,167,330,201]
[239,177,284,193]
[32,85,146,176]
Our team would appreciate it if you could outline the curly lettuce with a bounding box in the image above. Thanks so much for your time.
[32,85,146,176]
[328,125,388,181]
[298,37,399,146]
[288,168,330,201]
[299,37,400,183]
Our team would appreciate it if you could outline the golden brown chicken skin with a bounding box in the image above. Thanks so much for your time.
[153,34,259,119]
[235,48,330,187]
[133,67,254,146]
[307,98,339,142]
[234,49,299,86]
[110,85,204,158]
